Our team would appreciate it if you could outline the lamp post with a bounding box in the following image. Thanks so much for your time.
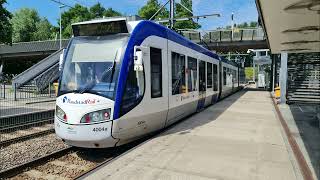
[59,5,66,49]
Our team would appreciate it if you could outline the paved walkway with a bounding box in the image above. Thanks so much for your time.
[85,90,298,180]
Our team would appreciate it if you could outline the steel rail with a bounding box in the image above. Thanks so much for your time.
[0,128,54,147]
[0,118,53,132]
[0,146,75,179]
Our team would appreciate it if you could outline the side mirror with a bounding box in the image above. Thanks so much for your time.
[134,50,143,71]
[134,46,147,72]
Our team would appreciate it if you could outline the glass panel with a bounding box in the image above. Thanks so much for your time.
[223,67,227,85]
[207,62,213,88]
[187,57,198,92]
[120,64,145,115]
[150,47,162,98]
[213,64,218,91]
[172,52,186,95]
[59,35,128,99]
[199,61,206,91]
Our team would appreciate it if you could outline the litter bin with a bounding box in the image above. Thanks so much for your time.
[275,87,280,99]
[53,83,59,96]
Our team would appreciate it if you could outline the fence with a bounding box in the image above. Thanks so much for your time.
[0,82,56,150]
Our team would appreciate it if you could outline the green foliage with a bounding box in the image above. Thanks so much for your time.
[138,0,199,29]
[138,0,168,20]
[245,67,254,80]
[61,3,122,38]
[221,21,258,30]
[11,8,39,42]
[0,0,12,44]
[104,8,122,17]
[33,18,55,41]
[174,0,200,29]
[11,8,54,42]
[61,4,91,38]
[90,3,105,18]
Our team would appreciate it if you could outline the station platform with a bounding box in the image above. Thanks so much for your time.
[84,90,299,180]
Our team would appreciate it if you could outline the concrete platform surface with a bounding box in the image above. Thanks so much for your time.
[84,90,298,180]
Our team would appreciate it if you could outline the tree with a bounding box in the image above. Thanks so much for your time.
[61,3,122,38]
[138,0,199,29]
[104,8,122,17]
[61,4,91,38]
[0,0,12,44]
[175,0,200,29]
[90,3,105,18]
[33,18,55,41]
[11,8,40,42]
[138,0,168,20]
[11,8,54,42]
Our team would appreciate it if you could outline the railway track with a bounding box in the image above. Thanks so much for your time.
[0,120,54,147]
[0,140,142,180]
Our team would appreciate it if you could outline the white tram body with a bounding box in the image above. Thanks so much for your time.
[55,18,243,148]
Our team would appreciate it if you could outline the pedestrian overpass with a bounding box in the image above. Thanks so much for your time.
[0,27,267,92]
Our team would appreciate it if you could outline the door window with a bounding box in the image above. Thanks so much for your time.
[150,47,162,98]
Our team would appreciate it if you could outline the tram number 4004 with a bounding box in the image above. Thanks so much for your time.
[93,127,108,132]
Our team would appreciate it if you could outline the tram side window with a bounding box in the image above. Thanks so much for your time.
[223,67,227,85]
[120,64,145,116]
[150,47,162,98]
[207,62,213,88]
[213,64,218,91]
[172,52,186,95]
[187,57,197,92]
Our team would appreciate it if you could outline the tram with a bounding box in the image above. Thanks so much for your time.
[55,18,243,148]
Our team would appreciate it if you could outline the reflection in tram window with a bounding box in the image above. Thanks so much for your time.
[150,47,163,98]
[207,62,213,88]
[223,67,227,85]
[121,64,145,115]
[172,52,186,95]
[213,64,218,91]
[187,57,198,92]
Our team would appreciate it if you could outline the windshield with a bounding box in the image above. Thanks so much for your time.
[59,35,128,99]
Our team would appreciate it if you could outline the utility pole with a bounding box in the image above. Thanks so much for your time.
[49,0,71,49]
[231,12,234,40]
[59,5,66,49]
[169,0,175,29]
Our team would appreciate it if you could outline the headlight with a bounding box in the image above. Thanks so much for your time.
[80,109,111,123]
[56,106,67,121]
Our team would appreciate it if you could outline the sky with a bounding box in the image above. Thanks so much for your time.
[5,0,258,30]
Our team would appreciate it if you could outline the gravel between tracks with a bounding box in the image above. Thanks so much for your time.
[0,133,68,171]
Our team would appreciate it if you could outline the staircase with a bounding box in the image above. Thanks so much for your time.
[12,49,63,93]
[287,54,320,104]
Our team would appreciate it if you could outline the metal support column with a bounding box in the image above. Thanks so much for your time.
[253,63,256,82]
[169,0,175,29]
[271,54,275,92]
[280,52,288,104]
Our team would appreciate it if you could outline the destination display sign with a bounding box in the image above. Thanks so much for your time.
[72,20,128,36]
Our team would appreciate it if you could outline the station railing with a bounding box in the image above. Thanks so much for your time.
[0,82,56,148]
[180,27,266,43]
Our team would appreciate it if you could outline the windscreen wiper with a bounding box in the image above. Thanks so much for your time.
[79,81,96,94]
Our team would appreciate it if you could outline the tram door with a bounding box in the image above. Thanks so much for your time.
[197,60,206,111]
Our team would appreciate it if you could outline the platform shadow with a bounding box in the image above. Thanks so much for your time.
[289,104,320,179]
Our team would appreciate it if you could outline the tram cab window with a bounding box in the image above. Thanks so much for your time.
[187,57,197,92]
[172,52,186,95]
[150,47,162,98]
[120,63,145,116]
[213,64,218,91]
[223,67,227,86]
[207,62,213,88]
